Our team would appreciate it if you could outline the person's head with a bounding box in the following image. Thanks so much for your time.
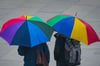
[54,33,68,39]
[54,33,60,38]
[71,39,80,43]
[71,39,80,47]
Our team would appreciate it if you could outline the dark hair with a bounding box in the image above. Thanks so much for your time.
[54,33,60,38]
[54,33,67,39]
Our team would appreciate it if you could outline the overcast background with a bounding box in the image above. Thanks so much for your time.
[0,0,100,66]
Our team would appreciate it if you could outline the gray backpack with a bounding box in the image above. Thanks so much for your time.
[64,38,81,65]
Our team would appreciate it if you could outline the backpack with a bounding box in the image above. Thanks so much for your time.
[64,38,81,65]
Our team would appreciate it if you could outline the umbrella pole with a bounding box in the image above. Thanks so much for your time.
[26,16,27,20]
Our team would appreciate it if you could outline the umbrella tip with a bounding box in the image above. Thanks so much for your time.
[75,12,77,16]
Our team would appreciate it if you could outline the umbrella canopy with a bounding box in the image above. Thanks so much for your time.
[47,14,100,45]
[0,15,53,47]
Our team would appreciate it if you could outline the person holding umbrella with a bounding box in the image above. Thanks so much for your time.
[18,43,50,66]
[46,14,99,66]
[0,15,54,66]
[54,33,81,66]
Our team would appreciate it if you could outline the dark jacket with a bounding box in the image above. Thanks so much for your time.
[54,33,66,62]
[18,43,50,66]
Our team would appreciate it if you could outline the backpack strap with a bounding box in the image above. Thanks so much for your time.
[65,38,74,49]
[71,39,80,48]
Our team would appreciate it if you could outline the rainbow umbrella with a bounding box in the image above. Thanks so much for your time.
[47,14,100,45]
[0,15,53,47]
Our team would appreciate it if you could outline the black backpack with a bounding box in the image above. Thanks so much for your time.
[64,38,81,65]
